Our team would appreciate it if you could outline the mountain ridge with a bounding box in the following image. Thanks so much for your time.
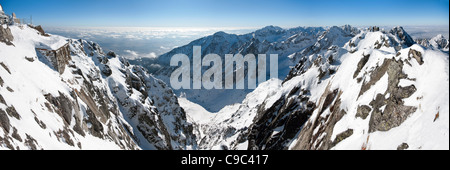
[1,24,196,150]
[1,22,448,150]
[180,26,449,150]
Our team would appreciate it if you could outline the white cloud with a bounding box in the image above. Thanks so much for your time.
[45,26,256,41]
[43,26,257,60]
[123,50,139,59]
[143,52,157,59]
[123,50,157,60]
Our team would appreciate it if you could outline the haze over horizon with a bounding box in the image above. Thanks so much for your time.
[2,0,448,60]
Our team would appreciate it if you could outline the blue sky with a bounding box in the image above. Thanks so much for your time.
[1,0,448,27]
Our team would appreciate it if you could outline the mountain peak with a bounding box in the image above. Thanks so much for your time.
[432,34,445,40]
[389,26,415,47]
[256,25,284,33]
[262,25,283,30]
[213,31,228,37]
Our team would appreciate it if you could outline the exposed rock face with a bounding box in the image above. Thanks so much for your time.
[0,25,14,46]
[69,38,197,150]
[248,87,315,150]
[389,26,415,47]
[366,59,417,132]
[29,25,50,37]
[291,88,347,150]
[369,26,380,32]
[0,109,11,133]
[122,65,196,150]
[0,62,10,74]
[397,143,409,150]
[355,105,371,119]
[332,129,353,147]
[353,53,370,79]
[408,49,423,65]
[6,106,20,120]
[36,43,71,74]
[36,47,140,149]
[106,51,117,58]
[0,94,5,105]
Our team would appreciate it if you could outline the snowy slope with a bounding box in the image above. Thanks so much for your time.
[1,24,137,149]
[68,38,197,150]
[240,26,449,150]
[179,26,448,150]
[180,79,282,150]
[153,26,330,112]
[1,24,195,150]
[177,25,360,150]
[1,23,447,150]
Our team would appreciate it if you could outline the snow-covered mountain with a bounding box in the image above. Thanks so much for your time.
[152,26,362,112]
[185,26,449,150]
[415,34,449,52]
[1,20,448,150]
[1,24,196,150]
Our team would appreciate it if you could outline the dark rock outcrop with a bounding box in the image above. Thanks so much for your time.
[293,88,347,150]
[0,62,11,74]
[247,87,316,150]
[331,129,353,147]
[369,26,380,32]
[0,94,5,105]
[0,25,14,46]
[408,49,424,65]
[44,92,76,125]
[356,105,371,119]
[101,65,112,77]
[353,53,370,78]
[0,109,11,133]
[389,26,415,47]
[397,143,409,150]
[29,25,49,37]
[107,51,117,58]
[36,43,71,74]
[6,106,20,120]
[367,59,417,132]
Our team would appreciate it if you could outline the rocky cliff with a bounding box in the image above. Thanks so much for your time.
[0,24,196,150]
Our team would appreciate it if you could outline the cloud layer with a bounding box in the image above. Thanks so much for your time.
[44,26,448,60]
[44,26,256,60]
